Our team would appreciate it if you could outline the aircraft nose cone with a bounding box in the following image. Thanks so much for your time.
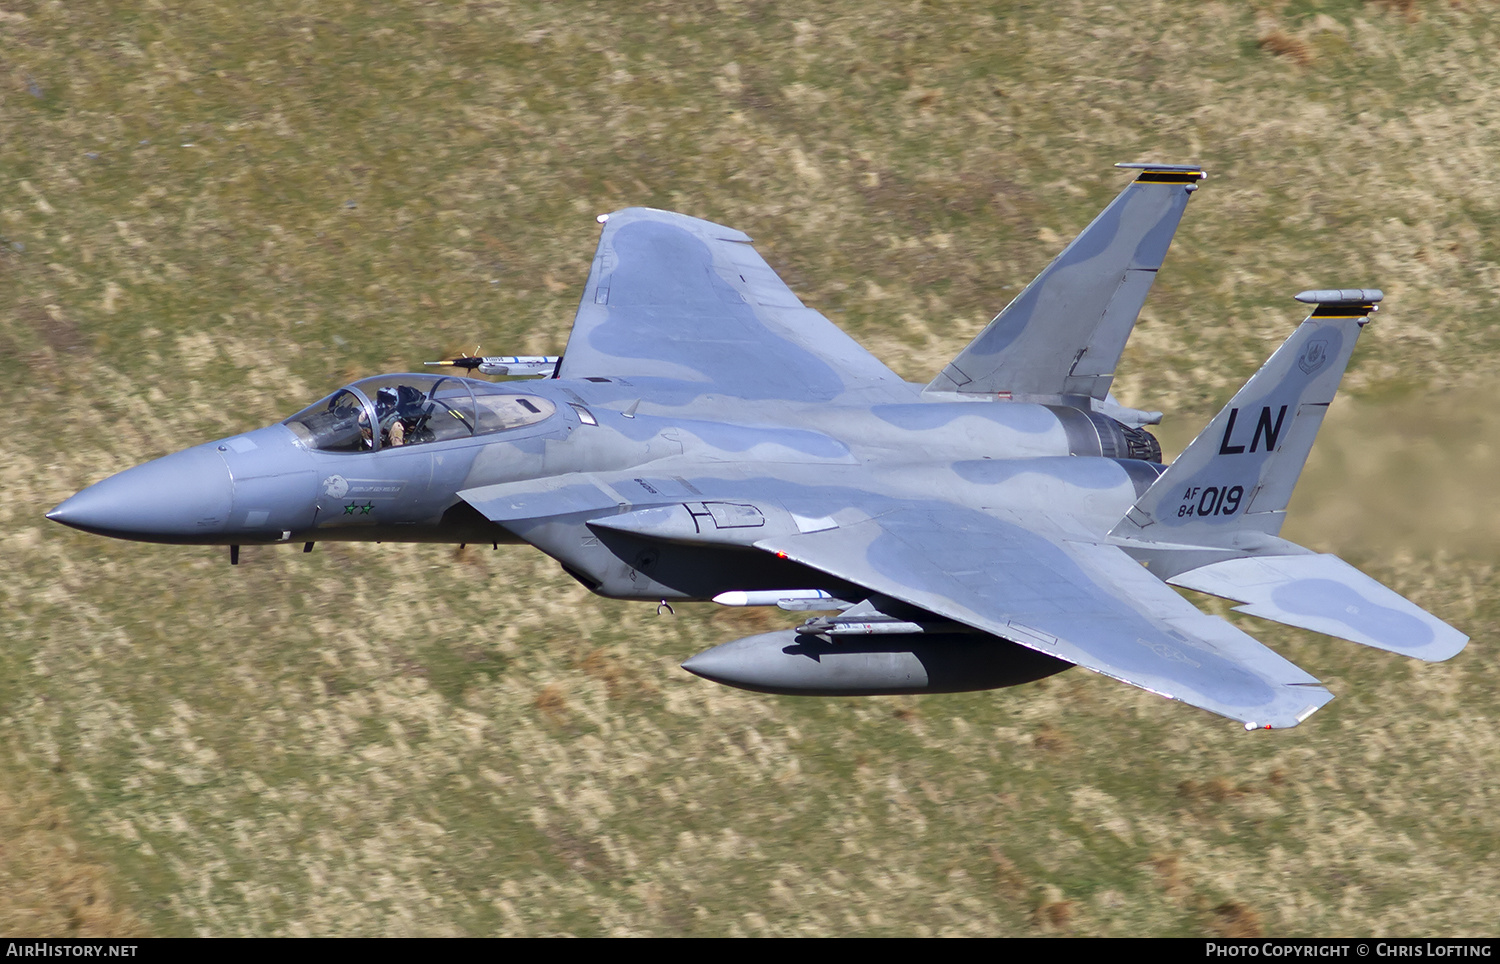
[47,446,233,543]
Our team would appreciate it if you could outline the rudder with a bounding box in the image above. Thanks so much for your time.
[1112,289,1383,543]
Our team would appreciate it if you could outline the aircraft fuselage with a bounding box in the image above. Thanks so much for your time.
[49,375,1161,603]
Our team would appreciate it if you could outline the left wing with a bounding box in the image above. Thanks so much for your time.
[756,504,1332,729]
[559,208,907,401]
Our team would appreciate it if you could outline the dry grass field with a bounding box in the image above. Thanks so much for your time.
[2,0,1497,936]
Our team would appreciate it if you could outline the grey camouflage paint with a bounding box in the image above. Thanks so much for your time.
[48,168,1465,731]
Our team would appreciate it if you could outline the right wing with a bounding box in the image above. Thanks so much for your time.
[756,502,1332,730]
[460,468,1335,728]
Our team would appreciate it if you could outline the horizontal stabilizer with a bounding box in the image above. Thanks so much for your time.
[1169,554,1468,661]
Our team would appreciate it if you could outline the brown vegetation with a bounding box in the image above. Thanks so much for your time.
[3,0,1497,937]
[1258,29,1316,67]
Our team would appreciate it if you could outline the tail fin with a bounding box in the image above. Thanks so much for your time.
[1112,289,1467,662]
[926,162,1205,402]
[1112,289,1383,544]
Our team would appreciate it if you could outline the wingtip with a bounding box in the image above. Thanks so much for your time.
[1243,690,1332,730]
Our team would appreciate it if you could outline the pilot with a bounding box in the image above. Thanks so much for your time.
[375,386,408,448]
[387,384,429,446]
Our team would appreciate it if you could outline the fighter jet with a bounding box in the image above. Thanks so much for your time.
[48,163,1467,730]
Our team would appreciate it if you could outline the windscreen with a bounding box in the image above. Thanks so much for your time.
[285,376,557,451]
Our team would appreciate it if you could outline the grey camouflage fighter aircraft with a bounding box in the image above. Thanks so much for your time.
[49,163,1467,730]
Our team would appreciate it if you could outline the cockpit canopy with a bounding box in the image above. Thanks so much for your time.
[283,374,558,452]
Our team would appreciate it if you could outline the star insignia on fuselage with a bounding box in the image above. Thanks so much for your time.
[343,502,374,515]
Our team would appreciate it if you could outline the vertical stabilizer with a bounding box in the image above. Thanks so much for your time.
[1112,289,1382,544]
[926,163,1205,402]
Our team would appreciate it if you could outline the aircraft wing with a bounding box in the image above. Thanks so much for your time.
[559,208,908,401]
[756,504,1333,729]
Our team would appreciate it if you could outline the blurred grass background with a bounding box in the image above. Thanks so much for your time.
[2,0,1497,936]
